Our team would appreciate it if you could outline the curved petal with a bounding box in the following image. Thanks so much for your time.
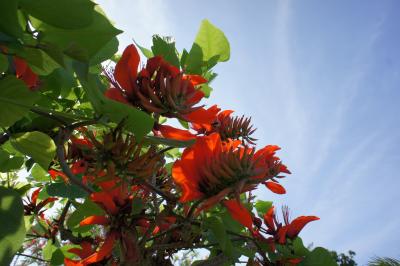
[263,206,276,232]
[81,232,117,264]
[264,181,286,194]
[90,192,118,215]
[114,44,140,94]
[105,87,130,104]
[80,215,110,226]
[158,125,196,141]
[68,241,93,259]
[182,106,219,124]
[286,216,319,238]
[183,74,208,85]
[223,199,253,230]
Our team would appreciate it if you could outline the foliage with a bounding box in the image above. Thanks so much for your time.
[330,250,357,266]
[367,257,400,266]
[0,1,338,265]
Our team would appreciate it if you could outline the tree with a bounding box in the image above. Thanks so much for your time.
[0,1,337,265]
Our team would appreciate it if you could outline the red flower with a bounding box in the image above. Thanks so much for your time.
[64,232,117,266]
[13,57,39,90]
[262,206,319,244]
[23,188,57,216]
[104,44,215,124]
[172,133,290,211]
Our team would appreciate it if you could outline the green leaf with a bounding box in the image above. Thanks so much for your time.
[31,164,50,182]
[50,248,65,265]
[131,198,144,215]
[293,237,310,257]
[31,7,122,61]
[0,0,22,38]
[89,37,119,65]
[134,41,154,58]
[299,247,337,266]
[151,35,180,68]
[0,76,40,127]
[0,149,24,172]
[67,198,104,228]
[0,54,8,73]
[43,240,57,260]
[200,84,213,98]
[46,182,88,199]
[20,47,60,75]
[144,136,194,148]
[205,216,232,257]
[0,186,26,266]
[20,0,96,29]
[11,131,56,169]
[192,19,230,62]
[254,200,273,217]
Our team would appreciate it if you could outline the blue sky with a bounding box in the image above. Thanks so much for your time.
[97,0,400,264]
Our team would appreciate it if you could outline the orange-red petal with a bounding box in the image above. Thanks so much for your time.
[105,87,130,104]
[158,125,196,141]
[114,44,140,94]
[82,232,117,264]
[90,192,119,215]
[263,206,276,231]
[223,199,253,230]
[183,74,208,85]
[264,181,286,194]
[80,215,110,226]
[286,216,319,238]
[182,106,219,124]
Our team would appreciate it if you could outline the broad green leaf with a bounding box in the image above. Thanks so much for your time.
[255,200,273,217]
[0,76,40,127]
[0,0,22,38]
[0,54,8,72]
[293,237,310,257]
[0,186,26,266]
[50,248,65,265]
[11,131,56,169]
[0,149,24,172]
[192,19,230,62]
[46,182,88,199]
[43,240,57,260]
[31,164,50,182]
[299,247,337,266]
[89,37,119,65]
[20,47,60,75]
[151,35,180,68]
[144,136,194,148]
[31,8,122,61]
[67,198,105,228]
[20,0,95,29]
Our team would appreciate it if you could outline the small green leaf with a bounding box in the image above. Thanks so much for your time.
[0,186,26,266]
[135,41,154,58]
[0,53,8,72]
[0,76,40,127]
[43,240,57,260]
[255,200,273,217]
[46,182,88,199]
[205,216,232,257]
[11,131,56,169]
[151,35,180,68]
[0,0,22,38]
[20,0,96,29]
[299,247,337,266]
[50,248,65,265]
[200,84,213,98]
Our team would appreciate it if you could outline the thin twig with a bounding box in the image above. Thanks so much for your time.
[15,253,49,262]
[55,129,94,194]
